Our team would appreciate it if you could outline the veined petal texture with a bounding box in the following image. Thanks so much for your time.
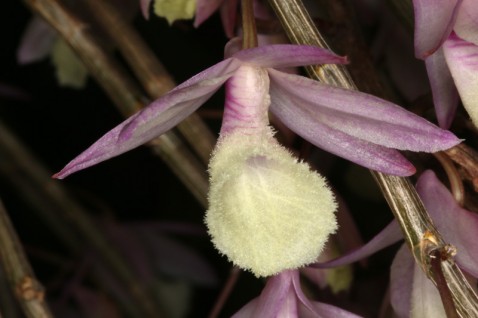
[443,33,478,127]
[413,0,462,58]
[233,45,347,69]
[269,69,460,153]
[54,58,242,179]
[425,48,459,129]
[454,0,478,45]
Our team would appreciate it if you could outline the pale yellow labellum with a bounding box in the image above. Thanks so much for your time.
[51,38,88,89]
[206,129,337,277]
[153,0,196,25]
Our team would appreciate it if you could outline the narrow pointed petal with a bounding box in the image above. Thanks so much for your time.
[314,221,402,268]
[301,302,363,318]
[416,170,478,277]
[413,0,462,58]
[17,16,56,64]
[271,91,415,175]
[425,48,459,129]
[233,271,296,318]
[194,0,223,27]
[292,271,362,318]
[233,45,347,69]
[219,0,239,38]
[54,59,241,179]
[140,0,151,19]
[269,69,460,153]
[443,33,478,127]
[390,245,415,318]
[454,0,478,45]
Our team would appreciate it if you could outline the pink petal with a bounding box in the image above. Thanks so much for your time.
[219,0,239,38]
[17,16,56,64]
[270,84,415,175]
[416,170,478,278]
[410,257,446,317]
[54,58,241,179]
[269,69,461,153]
[454,0,478,45]
[390,245,414,318]
[413,0,462,58]
[425,48,459,129]
[293,271,362,318]
[194,0,223,27]
[313,221,402,268]
[139,0,151,19]
[233,45,347,69]
[301,302,363,318]
[233,271,295,317]
[443,33,478,126]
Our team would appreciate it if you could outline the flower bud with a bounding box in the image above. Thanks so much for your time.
[205,129,337,277]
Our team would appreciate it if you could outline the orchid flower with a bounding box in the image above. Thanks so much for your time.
[55,43,459,276]
[413,0,478,128]
[232,269,362,317]
[141,0,239,38]
[316,170,478,317]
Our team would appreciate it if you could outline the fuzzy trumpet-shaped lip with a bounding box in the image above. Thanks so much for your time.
[233,270,362,318]
[206,130,337,277]
[413,0,463,58]
[443,33,478,127]
[268,68,461,176]
[424,48,459,129]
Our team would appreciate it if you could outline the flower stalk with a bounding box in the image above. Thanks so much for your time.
[267,0,478,315]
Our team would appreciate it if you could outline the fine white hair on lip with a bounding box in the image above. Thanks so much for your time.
[205,128,337,277]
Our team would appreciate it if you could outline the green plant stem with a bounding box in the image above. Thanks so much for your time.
[267,0,478,316]
[22,0,208,206]
[0,200,54,318]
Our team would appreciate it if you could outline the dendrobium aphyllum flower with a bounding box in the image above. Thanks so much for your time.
[55,43,459,276]
[232,270,361,317]
[413,0,478,128]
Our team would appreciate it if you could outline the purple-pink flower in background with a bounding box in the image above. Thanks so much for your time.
[232,270,362,317]
[316,170,478,317]
[54,42,459,276]
[413,0,478,128]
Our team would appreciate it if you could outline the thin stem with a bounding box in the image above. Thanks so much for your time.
[267,0,478,316]
[241,0,258,49]
[0,200,54,318]
[23,0,209,206]
[0,120,152,317]
[208,267,241,318]
[429,248,459,318]
[433,152,465,206]
[81,0,216,165]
